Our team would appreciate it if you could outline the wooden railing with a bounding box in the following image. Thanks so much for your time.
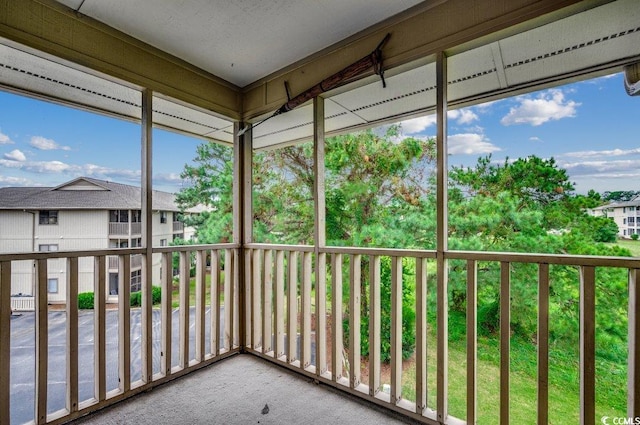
[0,244,239,425]
[244,243,640,425]
[1,243,639,424]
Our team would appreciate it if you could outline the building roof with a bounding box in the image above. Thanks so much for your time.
[0,177,186,212]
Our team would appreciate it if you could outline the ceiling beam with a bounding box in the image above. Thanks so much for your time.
[0,0,243,120]
[241,0,610,121]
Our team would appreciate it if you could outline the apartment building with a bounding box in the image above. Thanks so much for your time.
[0,176,194,305]
[589,197,640,238]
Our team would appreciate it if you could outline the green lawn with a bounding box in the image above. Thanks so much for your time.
[398,331,626,424]
[611,238,640,257]
[171,274,225,308]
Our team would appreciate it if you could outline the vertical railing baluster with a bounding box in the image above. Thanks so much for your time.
[349,254,361,389]
[262,249,273,354]
[118,254,131,393]
[580,266,596,425]
[629,268,640,420]
[0,261,12,425]
[466,259,477,424]
[275,250,285,359]
[331,253,343,382]
[227,248,237,349]
[67,257,79,413]
[391,256,403,404]
[211,250,221,356]
[179,251,189,368]
[160,253,172,375]
[252,249,262,351]
[287,251,298,363]
[233,248,240,348]
[416,257,427,415]
[499,261,510,425]
[369,255,381,396]
[538,263,550,424]
[94,256,106,401]
[35,258,48,424]
[244,249,253,351]
[301,252,312,369]
[195,250,206,362]
[316,252,327,376]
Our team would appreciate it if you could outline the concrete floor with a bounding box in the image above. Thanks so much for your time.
[70,354,416,425]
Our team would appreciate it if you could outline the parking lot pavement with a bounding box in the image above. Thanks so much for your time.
[9,307,220,425]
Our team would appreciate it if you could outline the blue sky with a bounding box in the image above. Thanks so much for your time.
[0,72,638,195]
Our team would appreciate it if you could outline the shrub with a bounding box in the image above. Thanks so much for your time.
[632,233,639,241]
[78,292,94,309]
[152,285,162,304]
[130,286,162,307]
[130,291,142,307]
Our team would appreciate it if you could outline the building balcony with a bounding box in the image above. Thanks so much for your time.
[172,221,184,233]
[2,244,639,424]
[108,222,142,237]
[107,254,143,271]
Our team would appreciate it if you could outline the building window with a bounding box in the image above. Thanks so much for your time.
[39,210,58,225]
[624,218,627,224]
[160,211,167,224]
[130,270,142,293]
[109,210,129,223]
[131,237,142,248]
[39,244,59,252]
[131,210,142,223]
[160,239,167,247]
[109,239,129,248]
[109,273,119,295]
[629,217,635,224]
[47,278,58,294]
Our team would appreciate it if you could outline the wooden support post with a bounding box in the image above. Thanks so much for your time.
[436,50,449,424]
[141,88,153,384]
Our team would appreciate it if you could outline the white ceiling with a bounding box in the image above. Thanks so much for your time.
[55,0,424,88]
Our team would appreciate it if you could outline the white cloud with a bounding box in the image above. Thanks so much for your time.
[559,158,640,178]
[400,116,437,134]
[3,149,26,161]
[501,89,580,126]
[0,157,141,182]
[29,136,71,151]
[529,136,542,142]
[0,132,13,145]
[448,133,501,155]
[400,108,479,135]
[561,147,640,159]
[0,175,33,187]
[448,109,479,124]
[154,173,182,184]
